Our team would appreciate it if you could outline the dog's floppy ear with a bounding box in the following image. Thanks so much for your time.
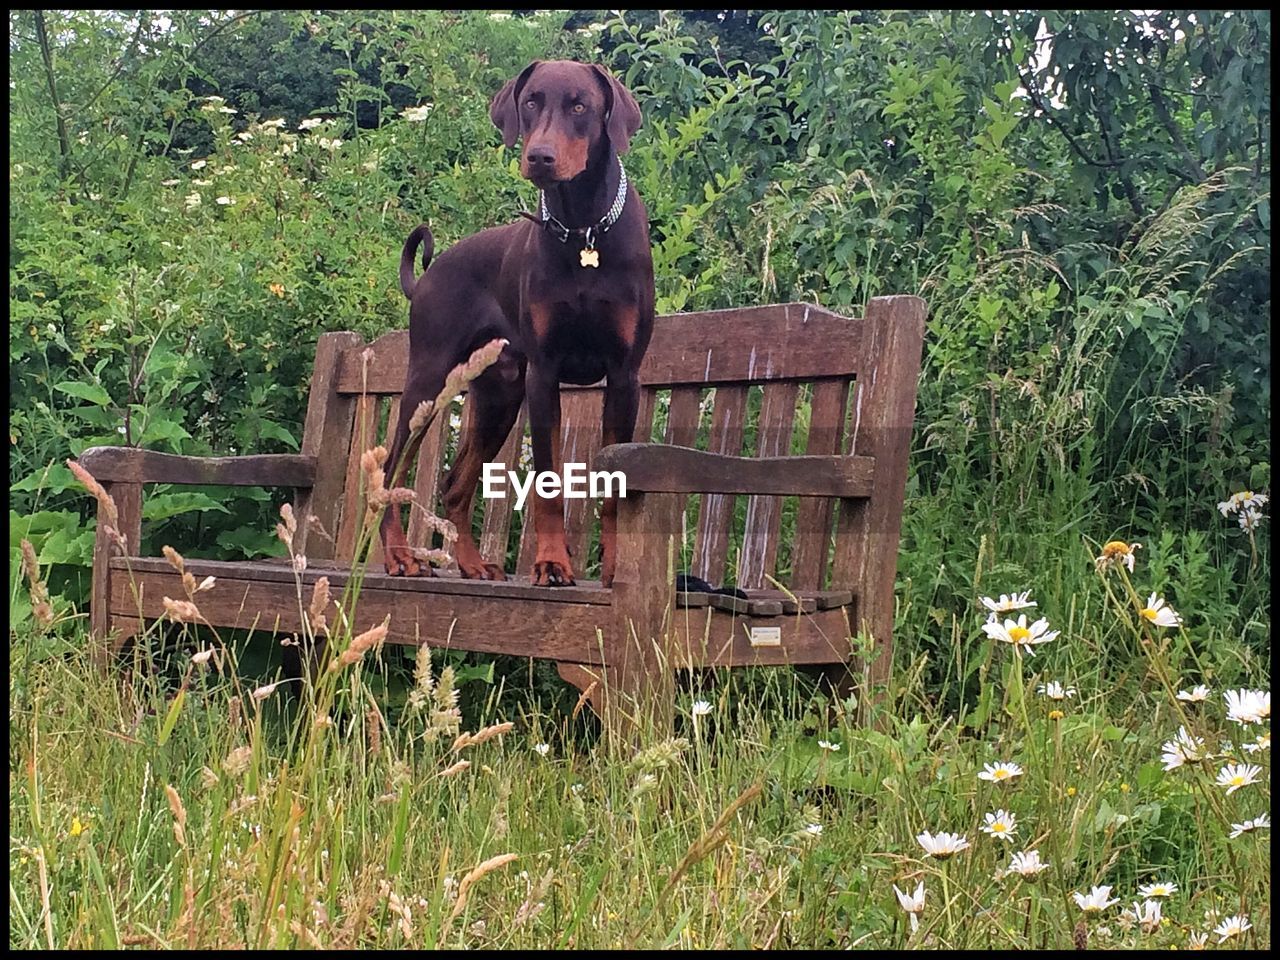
[489,60,542,148]
[591,64,642,154]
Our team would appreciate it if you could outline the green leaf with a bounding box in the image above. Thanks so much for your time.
[157,687,186,746]
[54,380,112,406]
[142,492,232,521]
[256,419,300,450]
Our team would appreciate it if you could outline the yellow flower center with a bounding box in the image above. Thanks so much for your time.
[994,769,1009,779]
[992,823,1008,833]
[1066,786,1077,796]
[1009,626,1031,643]
[1102,540,1131,557]
[1049,709,1065,720]
[1242,491,1254,501]
[1140,607,1158,621]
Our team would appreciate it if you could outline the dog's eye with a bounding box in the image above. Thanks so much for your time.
[571,103,586,115]
[524,99,537,110]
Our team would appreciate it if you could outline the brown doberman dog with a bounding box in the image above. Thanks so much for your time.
[380,60,655,588]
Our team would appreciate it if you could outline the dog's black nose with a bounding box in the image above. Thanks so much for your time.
[525,145,557,168]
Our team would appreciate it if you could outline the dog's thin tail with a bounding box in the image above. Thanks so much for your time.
[399,224,435,299]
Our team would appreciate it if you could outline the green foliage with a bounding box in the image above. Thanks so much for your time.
[7,9,1270,683]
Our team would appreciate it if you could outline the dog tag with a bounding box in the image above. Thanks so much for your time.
[580,248,600,268]
[749,626,782,647]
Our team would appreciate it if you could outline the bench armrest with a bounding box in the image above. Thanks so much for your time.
[77,446,317,488]
[595,442,874,498]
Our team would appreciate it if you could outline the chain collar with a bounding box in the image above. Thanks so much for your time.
[528,156,628,249]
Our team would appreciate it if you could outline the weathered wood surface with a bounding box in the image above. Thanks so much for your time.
[295,331,363,561]
[335,303,866,395]
[89,296,925,733]
[111,557,614,604]
[830,295,926,696]
[789,379,850,590]
[109,567,612,664]
[694,385,747,585]
[667,605,855,668]
[334,393,379,563]
[89,480,141,660]
[594,443,875,498]
[78,447,316,487]
[739,381,799,589]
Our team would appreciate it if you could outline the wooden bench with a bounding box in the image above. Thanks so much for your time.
[80,296,925,736]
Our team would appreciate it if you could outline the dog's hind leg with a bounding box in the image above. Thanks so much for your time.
[379,357,457,576]
[440,358,525,580]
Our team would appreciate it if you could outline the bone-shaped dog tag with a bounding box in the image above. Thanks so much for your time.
[580,248,600,268]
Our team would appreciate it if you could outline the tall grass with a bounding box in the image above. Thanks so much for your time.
[9,508,1269,948]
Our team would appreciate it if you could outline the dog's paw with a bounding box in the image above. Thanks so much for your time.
[531,559,576,587]
[384,546,429,577]
[459,559,508,581]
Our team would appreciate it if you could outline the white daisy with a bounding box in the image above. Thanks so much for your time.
[1140,593,1182,628]
[691,700,712,717]
[1073,885,1119,914]
[1161,727,1208,770]
[215,195,235,205]
[916,830,970,860]
[1243,731,1271,754]
[298,117,326,131]
[980,591,1037,614]
[817,740,841,752]
[803,823,823,837]
[1187,930,1208,950]
[1238,507,1265,530]
[982,614,1059,655]
[1037,681,1077,701]
[1218,490,1268,516]
[980,809,1018,842]
[1005,849,1050,879]
[1137,880,1177,898]
[892,881,925,933]
[533,742,550,757]
[1213,914,1252,943]
[1215,762,1263,795]
[1177,684,1210,702]
[1224,688,1270,725]
[978,761,1024,784]
[1227,813,1270,839]
[1129,899,1163,934]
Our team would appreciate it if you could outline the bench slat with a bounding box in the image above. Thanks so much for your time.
[789,379,849,590]
[739,381,799,590]
[694,385,747,585]
[335,394,378,563]
[334,304,865,395]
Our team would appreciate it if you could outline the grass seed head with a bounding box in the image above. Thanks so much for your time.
[66,458,119,530]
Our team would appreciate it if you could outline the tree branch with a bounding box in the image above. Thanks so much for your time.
[1147,83,1205,184]
[1014,63,1126,169]
[34,11,73,182]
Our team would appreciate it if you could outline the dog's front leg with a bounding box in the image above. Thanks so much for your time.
[526,363,575,586]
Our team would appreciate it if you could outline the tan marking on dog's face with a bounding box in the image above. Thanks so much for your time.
[515,61,610,185]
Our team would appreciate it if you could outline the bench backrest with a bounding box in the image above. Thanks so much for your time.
[297,298,925,599]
